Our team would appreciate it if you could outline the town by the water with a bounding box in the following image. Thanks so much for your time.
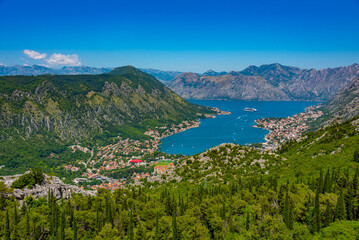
[60,104,322,191]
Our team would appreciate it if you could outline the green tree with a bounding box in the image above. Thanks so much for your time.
[283,191,290,228]
[60,210,65,240]
[172,209,178,240]
[246,212,250,231]
[155,212,159,240]
[335,188,346,221]
[5,209,10,240]
[313,187,321,233]
[73,217,77,240]
[323,200,333,227]
[353,149,359,162]
[127,210,134,240]
[135,221,146,240]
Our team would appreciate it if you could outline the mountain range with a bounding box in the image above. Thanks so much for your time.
[166,63,359,101]
[2,63,359,102]
[0,64,181,82]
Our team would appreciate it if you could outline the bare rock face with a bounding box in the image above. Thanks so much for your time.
[321,77,359,122]
[2,173,95,200]
[0,66,209,144]
[166,63,359,101]
[167,72,290,101]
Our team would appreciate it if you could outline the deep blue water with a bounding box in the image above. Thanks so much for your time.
[160,100,318,155]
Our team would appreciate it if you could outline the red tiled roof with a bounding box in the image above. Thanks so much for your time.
[129,159,142,163]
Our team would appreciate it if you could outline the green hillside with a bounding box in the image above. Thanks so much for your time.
[1,117,359,239]
[0,66,214,174]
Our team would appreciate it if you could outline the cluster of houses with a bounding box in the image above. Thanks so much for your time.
[90,181,125,191]
[64,165,81,172]
[145,120,200,140]
[256,109,324,149]
[97,138,160,157]
[71,145,91,153]
[154,163,175,174]
[133,172,150,180]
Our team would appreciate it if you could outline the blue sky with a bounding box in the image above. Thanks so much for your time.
[0,0,359,72]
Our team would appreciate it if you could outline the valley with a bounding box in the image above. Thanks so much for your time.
[0,64,359,239]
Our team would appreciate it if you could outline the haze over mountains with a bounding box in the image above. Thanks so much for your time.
[0,65,181,82]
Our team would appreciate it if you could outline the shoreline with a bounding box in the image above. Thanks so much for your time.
[253,105,323,151]
[147,108,232,150]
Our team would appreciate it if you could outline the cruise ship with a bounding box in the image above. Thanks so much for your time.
[244,107,257,112]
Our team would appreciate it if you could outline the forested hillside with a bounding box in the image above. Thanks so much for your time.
[0,66,214,174]
[1,117,359,239]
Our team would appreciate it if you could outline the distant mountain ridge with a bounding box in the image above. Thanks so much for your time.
[166,63,359,101]
[0,64,183,82]
[138,68,182,81]
[0,65,113,76]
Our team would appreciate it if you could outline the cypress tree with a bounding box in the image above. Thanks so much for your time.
[346,187,354,220]
[353,149,359,162]
[246,212,250,231]
[283,191,290,228]
[127,210,134,240]
[221,201,226,220]
[73,217,77,240]
[318,170,324,194]
[69,200,74,228]
[155,212,159,240]
[288,204,294,230]
[335,188,346,221]
[313,187,321,233]
[96,207,100,232]
[25,211,30,238]
[60,210,65,240]
[14,204,18,226]
[172,207,178,240]
[323,169,331,193]
[0,194,6,210]
[323,200,333,227]
[353,167,359,191]
[5,209,10,240]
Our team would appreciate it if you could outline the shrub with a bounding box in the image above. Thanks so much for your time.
[11,168,44,189]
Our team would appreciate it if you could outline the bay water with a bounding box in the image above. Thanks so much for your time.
[160,100,317,155]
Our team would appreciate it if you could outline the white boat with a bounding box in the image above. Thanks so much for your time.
[244,107,257,112]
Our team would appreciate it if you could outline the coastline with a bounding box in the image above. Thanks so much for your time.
[147,108,232,149]
[253,105,323,151]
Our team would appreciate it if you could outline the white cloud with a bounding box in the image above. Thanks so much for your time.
[0,62,4,66]
[23,49,47,60]
[45,53,81,66]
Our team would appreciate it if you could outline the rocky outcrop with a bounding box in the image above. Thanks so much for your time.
[320,77,359,121]
[2,173,95,200]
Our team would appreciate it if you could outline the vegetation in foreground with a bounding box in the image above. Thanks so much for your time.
[0,117,359,239]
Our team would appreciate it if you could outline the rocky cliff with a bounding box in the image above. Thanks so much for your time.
[319,77,359,122]
[167,71,290,100]
[167,63,359,101]
[0,66,212,143]
[2,173,95,200]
